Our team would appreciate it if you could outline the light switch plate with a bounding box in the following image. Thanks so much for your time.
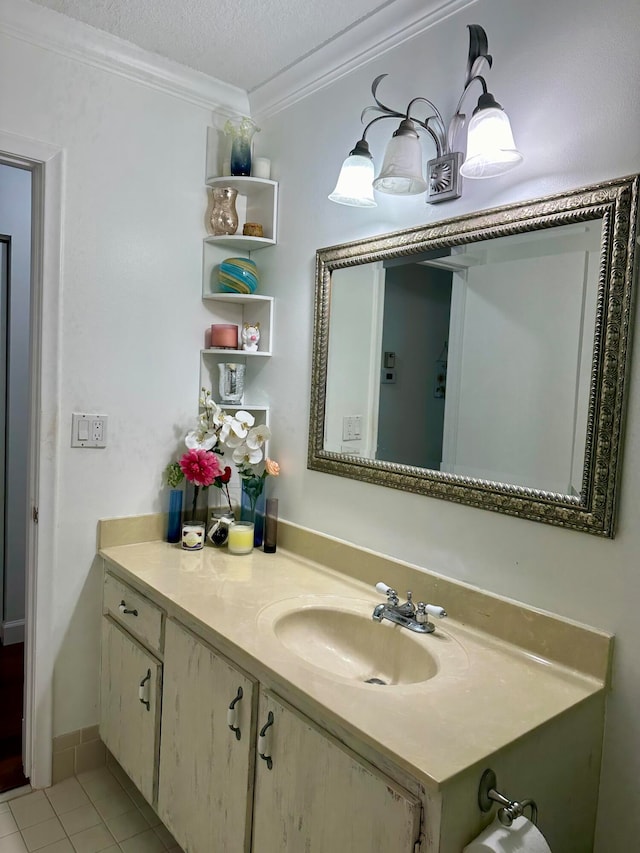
[71,413,108,448]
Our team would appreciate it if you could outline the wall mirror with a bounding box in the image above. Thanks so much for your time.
[308,176,639,536]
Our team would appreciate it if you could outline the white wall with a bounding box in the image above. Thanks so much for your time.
[0,6,248,734]
[324,264,381,456]
[450,251,588,491]
[0,163,32,643]
[252,0,640,848]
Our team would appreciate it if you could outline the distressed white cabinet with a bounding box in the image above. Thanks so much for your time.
[157,620,257,853]
[252,689,422,853]
[99,616,162,805]
[100,572,423,852]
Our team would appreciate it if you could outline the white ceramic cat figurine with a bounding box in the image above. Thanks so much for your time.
[242,322,260,352]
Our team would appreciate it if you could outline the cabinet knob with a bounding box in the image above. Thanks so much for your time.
[227,686,243,740]
[138,669,151,711]
[258,711,274,770]
[119,600,138,617]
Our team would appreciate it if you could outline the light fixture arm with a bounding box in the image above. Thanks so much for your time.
[361,76,446,158]
[447,74,489,153]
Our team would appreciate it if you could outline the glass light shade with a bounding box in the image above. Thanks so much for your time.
[329,152,376,207]
[373,132,427,195]
[460,106,523,179]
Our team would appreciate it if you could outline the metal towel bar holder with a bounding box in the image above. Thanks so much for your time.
[478,768,538,827]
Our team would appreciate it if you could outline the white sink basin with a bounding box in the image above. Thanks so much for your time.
[258,596,469,686]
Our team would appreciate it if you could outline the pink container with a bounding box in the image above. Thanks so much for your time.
[211,324,238,349]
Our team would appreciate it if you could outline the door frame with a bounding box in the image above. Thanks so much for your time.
[0,130,63,789]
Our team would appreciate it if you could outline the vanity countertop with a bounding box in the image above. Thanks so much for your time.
[100,531,608,793]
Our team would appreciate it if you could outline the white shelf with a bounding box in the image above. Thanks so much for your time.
[202,293,273,305]
[204,177,278,246]
[204,234,276,252]
[201,349,272,358]
[205,176,276,192]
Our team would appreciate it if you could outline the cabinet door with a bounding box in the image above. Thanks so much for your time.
[252,690,422,853]
[157,619,257,853]
[100,616,162,805]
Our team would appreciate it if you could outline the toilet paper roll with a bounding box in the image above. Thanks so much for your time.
[463,816,552,853]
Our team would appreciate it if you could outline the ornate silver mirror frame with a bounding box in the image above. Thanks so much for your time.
[308,175,639,536]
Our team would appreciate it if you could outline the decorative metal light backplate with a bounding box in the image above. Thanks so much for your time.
[427,153,463,203]
[309,175,639,537]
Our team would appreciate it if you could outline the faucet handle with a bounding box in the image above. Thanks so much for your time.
[416,603,448,624]
[375,582,399,605]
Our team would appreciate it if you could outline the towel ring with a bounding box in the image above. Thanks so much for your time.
[478,768,538,827]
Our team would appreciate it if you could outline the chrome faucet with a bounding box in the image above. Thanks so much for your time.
[372,582,447,634]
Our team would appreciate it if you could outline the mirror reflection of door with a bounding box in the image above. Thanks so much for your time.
[377,262,451,470]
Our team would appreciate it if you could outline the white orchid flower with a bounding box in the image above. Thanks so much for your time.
[232,443,263,465]
[246,424,272,450]
[185,429,217,451]
[219,413,241,443]
[223,431,245,449]
[234,410,255,435]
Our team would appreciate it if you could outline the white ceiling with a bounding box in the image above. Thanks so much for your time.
[28,0,402,93]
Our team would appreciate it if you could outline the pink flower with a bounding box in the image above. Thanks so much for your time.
[265,458,280,477]
[179,449,222,487]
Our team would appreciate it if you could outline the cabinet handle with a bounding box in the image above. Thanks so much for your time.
[138,669,151,711]
[119,600,138,616]
[258,710,274,770]
[227,686,243,740]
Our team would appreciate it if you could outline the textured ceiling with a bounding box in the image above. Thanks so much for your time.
[28,0,398,92]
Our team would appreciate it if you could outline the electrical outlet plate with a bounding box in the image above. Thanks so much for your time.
[71,413,108,448]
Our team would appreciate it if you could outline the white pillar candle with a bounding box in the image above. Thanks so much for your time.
[252,157,271,179]
[228,522,254,554]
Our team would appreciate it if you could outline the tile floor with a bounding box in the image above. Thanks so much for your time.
[0,765,183,853]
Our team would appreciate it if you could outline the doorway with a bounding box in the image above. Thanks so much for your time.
[0,162,33,792]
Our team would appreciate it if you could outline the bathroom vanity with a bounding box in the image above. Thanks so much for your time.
[98,516,611,853]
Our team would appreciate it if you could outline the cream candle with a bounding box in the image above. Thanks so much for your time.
[228,522,254,555]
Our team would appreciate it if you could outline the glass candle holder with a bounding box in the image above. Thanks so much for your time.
[182,521,205,551]
[228,522,254,555]
[218,362,245,404]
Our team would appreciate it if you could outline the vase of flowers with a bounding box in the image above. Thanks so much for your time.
[164,389,279,549]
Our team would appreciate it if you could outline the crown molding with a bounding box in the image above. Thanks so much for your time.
[249,0,478,119]
[0,0,249,115]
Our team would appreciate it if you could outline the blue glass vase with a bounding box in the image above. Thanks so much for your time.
[230,138,252,176]
[166,489,183,543]
[240,478,266,547]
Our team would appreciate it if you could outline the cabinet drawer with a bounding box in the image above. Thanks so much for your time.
[103,573,163,654]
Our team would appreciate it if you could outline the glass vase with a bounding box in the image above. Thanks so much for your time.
[184,482,207,523]
[224,117,259,177]
[210,186,239,235]
[240,478,266,547]
[166,488,183,543]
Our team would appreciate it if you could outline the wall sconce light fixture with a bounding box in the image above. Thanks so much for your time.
[329,25,522,207]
